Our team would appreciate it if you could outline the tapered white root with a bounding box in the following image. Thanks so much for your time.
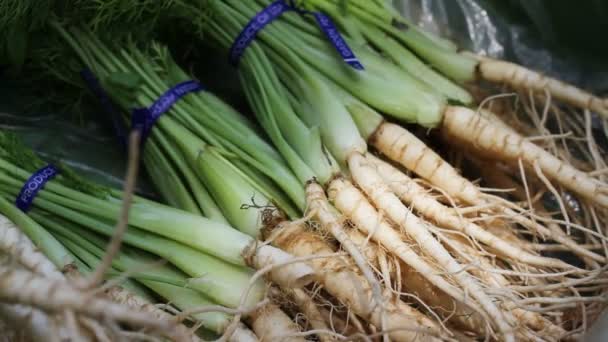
[371,121,605,262]
[271,223,443,341]
[288,288,337,342]
[246,243,315,288]
[326,178,511,336]
[0,266,187,340]
[104,286,199,341]
[435,235,566,338]
[0,215,63,279]
[346,152,514,342]
[327,178,479,311]
[0,303,66,342]
[371,122,482,205]
[249,303,306,342]
[0,217,118,341]
[366,153,572,269]
[305,181,384,315]
[442,106,608,208]
[476,57,608,118]
[348,228,496,336]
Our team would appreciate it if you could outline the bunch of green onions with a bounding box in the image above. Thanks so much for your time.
[52,23,306,238]
[0,195,257,339]
[0,131,312,311]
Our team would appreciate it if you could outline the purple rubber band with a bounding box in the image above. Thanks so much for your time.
[131,80,205,141]
[229,0,363,70]
[15,164,59,212]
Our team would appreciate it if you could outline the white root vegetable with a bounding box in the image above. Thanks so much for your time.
[438,235,566,338]
[271,223,443,342]
[474,56,608,118]
[327,178,481,313]
[0,303,65,342]
[288,288,337,342]
[442,106,608,208]
[104,286,199,342]
[0,266,187,341]
[0,217,114,341]
[346,152,515,342]
[230,323,260,342]
[371,122,482,205]
[371,120,605,262]
[366,153,572,269]
[246,243,315,288]
[315,304,352,336]
[305,181,384,314]
[249,303,306,342]
[0,215,63,279]
[344,228,488,334]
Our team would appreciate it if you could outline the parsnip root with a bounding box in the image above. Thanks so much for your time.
[366,153,572,269]
[371,120,605,262]
[442,106,608,208]
[305,181,383,315]
[475,57,608,118]
[246,243,315,288]
[0,266,186,341]
[249,303,306,342]
[0,215,63,279]
[344,228,489,335]
[104,286,199,342]
[371,122,483,205]
[288,288,337,342]
[328,178,479,312]
[346,152,514,342]
[271,222,443,342]
[0,303,65,342]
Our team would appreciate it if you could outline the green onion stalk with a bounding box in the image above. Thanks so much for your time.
[302,0,608,119]
[50,23,306,238]
[0,193,163,314]
[39,215,257,340]
[1,198,256,339]
[298,0,475,103]
[173,0,450,171]
[301,0,476,86]
[206,0,447,126]
[0,132,314,309]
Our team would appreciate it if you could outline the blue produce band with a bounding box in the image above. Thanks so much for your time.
[131,80,205,141]
[15,165,59,212]
[81,69,128,147]
[229,0,363,70]
[311,13,364,70]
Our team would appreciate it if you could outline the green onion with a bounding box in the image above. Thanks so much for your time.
[0,132,314,308]
[50,23,305,237]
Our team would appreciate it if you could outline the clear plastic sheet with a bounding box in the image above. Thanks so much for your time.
[397,0,608,149]
[396,0,608,95]
[0,81,156,196]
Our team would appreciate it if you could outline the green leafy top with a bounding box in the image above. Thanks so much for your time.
[0,131,112,199]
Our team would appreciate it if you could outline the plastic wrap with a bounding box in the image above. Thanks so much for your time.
[396,0,608,94]
[0,81,156,196]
